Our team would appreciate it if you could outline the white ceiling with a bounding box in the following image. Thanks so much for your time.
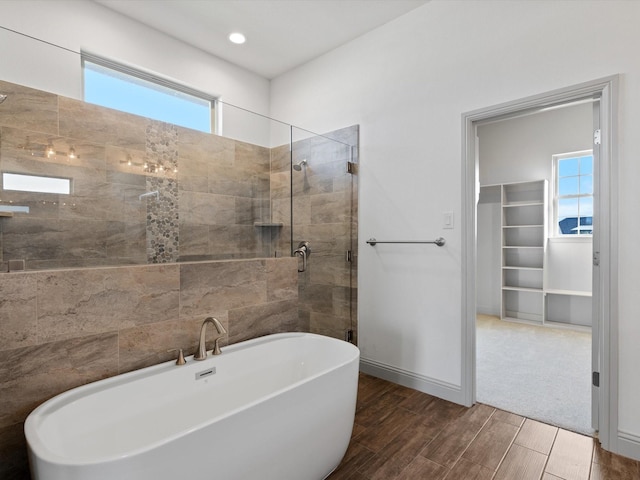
[95,0,429,79]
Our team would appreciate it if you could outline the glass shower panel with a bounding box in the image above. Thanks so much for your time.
[0,26,358,292]
[291,126,357,340]
[0,22,295,270]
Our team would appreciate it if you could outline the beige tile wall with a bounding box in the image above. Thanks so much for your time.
[0,257,298,479]
[0,79,277,269]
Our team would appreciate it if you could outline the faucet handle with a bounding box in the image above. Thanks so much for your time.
[212,337,223,356]
[167,348,187,365]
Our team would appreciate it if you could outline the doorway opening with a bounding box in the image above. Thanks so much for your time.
[475,101,594,434]
[461,76,619,451]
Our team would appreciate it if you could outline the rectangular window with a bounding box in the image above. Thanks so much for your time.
[553,151,593,236]
[2,172,71,194]
[82,54,215,133]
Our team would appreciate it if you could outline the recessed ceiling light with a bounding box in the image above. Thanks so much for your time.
[229,32,246,45]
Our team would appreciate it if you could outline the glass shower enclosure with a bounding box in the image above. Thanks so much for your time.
[290,126,359,341]
[0,25,358,342]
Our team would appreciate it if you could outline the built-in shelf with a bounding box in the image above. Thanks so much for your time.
[503,286,544,293]
[0,212,14,217]
[545,288,592,297]
[502,266,543,271]
[253,222,284,228]
[483,178,592,329]
[545,289,592,327]
[500,180,547,324]
[502,224,543,228]
[503,201,545,207]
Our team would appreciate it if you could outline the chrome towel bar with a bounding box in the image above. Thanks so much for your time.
[366,237,446,247]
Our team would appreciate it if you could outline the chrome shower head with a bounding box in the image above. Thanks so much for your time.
[0,94,8,105]
[293,159,307,171]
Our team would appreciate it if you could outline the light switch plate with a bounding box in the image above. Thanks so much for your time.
[443,211,454,229]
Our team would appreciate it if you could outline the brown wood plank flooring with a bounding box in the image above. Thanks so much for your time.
[328,374,640,480]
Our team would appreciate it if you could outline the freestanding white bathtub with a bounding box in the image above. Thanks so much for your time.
[25,332,360,480]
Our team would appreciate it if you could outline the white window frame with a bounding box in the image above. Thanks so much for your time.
[81,52,218,134]
[551,149,594,238]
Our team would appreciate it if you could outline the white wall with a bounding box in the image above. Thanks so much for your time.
[477,186,501,316]
[477,103,593,186]
[0,0,272,145]
[270,0,640,450]
[546,240,592,293]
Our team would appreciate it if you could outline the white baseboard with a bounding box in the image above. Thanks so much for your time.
[359,358,464,405]
[617,430,640,461]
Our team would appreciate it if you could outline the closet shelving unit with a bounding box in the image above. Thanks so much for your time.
[500,180,547,324]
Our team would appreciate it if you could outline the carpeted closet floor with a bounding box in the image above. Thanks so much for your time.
[476,314,593,435]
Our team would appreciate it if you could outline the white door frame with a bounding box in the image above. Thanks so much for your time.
[461,76,619,451]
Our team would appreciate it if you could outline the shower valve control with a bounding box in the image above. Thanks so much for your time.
[293,241,311,272]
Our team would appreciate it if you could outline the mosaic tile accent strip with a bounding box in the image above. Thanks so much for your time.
[145,122,179,263]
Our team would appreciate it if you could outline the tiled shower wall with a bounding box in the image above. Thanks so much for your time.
[0,79,276,270]
[0,257,298,479]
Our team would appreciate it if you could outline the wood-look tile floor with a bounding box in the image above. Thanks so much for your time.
[327,374,640,480]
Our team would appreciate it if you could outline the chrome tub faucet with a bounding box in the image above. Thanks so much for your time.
[194,317,227,360]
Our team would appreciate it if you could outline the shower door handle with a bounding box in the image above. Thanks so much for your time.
[293,241,311,272]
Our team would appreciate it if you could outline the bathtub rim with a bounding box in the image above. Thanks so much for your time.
[25,332,360,467]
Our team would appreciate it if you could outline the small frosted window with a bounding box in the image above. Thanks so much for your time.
[2,173,71,194]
